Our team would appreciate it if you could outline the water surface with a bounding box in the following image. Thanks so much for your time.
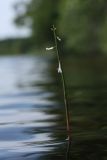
[0,55,106,160]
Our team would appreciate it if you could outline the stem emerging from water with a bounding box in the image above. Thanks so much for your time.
[52,25,71,138]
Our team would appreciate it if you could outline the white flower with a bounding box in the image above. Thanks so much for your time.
[58,62,62,73]
[46,47,54,50]
[57,36,61,41]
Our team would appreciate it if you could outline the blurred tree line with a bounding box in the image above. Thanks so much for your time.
[14,0,107,55]
[1,0,107,55]
[0,38,32,54]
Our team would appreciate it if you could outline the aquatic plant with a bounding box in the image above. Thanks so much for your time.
[46,25,71,140]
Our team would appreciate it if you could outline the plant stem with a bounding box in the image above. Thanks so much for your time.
[52,25,71,138]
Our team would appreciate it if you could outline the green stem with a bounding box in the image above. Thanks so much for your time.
[52,25,71,137]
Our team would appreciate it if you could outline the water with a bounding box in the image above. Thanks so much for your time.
[0,55,107,160]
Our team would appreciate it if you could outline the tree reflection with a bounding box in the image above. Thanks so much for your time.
[32,56,107,160]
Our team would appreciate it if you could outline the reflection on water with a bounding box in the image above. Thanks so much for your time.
[0,55,63,160]
[0,55,107,160]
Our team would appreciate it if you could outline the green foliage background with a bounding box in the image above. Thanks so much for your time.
[1,0,107,55]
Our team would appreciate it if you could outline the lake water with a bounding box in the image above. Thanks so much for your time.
[0,55,106,160]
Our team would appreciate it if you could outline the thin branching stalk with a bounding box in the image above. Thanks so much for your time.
[51,25,71,138]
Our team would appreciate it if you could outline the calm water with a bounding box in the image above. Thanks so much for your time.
[0,55,107,160]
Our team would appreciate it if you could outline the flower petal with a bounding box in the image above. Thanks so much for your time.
[57,36,61,41]
[58,62,62,73]
[46,47,54,50]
